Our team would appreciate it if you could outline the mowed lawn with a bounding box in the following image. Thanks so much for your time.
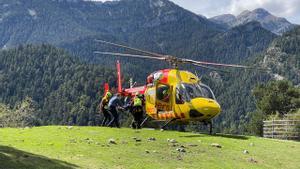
[0,126,299,169]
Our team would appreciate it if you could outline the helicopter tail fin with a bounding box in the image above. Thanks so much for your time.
[116,60,122,93]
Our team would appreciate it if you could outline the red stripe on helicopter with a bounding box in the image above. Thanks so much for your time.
[116,60,122,93]
[124,86,147,95]
[160,69,170,83]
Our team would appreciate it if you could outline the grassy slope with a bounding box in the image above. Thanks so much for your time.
[0,126,299,169]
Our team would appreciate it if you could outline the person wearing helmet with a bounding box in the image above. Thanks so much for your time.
[99,91,113,126]
[130,93,144,129]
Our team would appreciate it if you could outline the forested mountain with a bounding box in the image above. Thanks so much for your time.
[205,21,277,63]
[0,45,115,125]
[210,8,296,35]
[212,26,300,133]
[0,0,276,65]
[0,0,222,49]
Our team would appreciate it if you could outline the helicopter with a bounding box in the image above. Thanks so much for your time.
[94,40,264,133]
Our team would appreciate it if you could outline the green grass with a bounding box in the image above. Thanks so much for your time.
[0,126,299,169]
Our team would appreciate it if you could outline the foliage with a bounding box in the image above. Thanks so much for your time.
[253,80,300,116]
[246,111,266,136]
[0,104,11,127]
[213,26,300,134]
[245,79,300,136]
[0,45,117,126]
[0,97,40,127]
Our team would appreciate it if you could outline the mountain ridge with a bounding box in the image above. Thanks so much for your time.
[0,0,223,49]
[210,8,296,35]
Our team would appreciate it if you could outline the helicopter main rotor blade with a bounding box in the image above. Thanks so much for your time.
[190,63,231,73]
[182,59,250,68]
[181,59,269,71]
[94,40,269,71]
[94,51,166,61]
[95,39,165,58]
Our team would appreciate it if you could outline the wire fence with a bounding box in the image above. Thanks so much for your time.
[263,116,300,140]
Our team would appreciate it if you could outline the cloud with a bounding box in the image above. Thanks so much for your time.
[88,0,300,24]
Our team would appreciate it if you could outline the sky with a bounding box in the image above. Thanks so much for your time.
[93,0,300,24]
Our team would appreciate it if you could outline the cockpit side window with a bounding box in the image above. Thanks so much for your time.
[176,84,190,103]
[176,83,216,100]
[199,84,215,100]
[156,84,170,103]
[176,86,184,104]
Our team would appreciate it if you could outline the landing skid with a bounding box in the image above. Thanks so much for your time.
[204,121,213,135]
[141,116,212,134]
[161,118,177,129]
[140,116,150,127]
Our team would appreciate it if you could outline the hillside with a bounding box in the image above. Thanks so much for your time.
[0,0,222,49]
[0,45,116,126]
[0,126,299,169]
[0,0,278,79]
[212,26,300,133]
[0,0,276,65]
[206,21,277,63]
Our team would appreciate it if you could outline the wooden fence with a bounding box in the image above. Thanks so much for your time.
[263,119,300,140]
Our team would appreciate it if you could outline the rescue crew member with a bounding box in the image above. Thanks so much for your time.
[130,93,144,129]
[107,93,123,128]
[99,91,112,126]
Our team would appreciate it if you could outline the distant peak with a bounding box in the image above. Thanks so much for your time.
[198,14,207,19]
[211,14,236,20]
[239,10,251,16]
[252,8,271,17]
[237,8,272,19]
[150,0,165,8]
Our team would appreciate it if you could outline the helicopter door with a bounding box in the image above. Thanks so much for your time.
[156,83,172,112]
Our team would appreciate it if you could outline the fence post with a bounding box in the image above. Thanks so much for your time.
[272,118,274,139]
[285,120,288,140]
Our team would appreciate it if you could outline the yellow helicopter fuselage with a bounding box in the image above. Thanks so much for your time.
[144,69,221,122]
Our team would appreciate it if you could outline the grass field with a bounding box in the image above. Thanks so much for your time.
[0,126,299,169]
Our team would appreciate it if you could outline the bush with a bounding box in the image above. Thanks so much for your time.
[0,97,41,127]
[246,111,266,136]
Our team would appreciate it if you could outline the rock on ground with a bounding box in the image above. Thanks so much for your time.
[211,143,222,148]
[108,138,117,144]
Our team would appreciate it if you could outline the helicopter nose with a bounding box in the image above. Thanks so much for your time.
[190,98,221,118]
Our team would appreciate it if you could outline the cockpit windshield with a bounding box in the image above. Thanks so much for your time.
[176,82,216,103]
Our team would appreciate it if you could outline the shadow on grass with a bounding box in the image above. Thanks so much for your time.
[180,133,249,140]
[180,134,205,138]
[212,134,249,140]
[0,145,78,169]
